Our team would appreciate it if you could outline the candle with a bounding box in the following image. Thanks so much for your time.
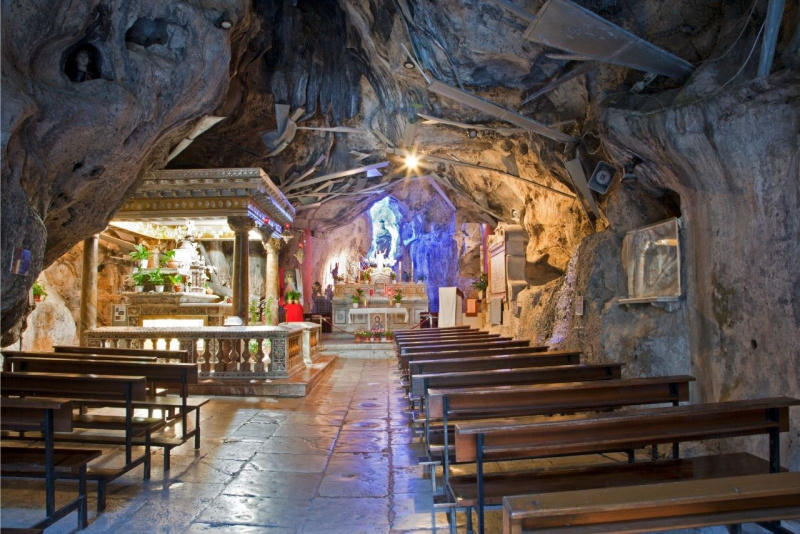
[398,261,402,281]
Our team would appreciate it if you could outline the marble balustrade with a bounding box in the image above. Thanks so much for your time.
[86,324,320,378]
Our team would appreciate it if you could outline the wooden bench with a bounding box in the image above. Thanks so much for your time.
[452,397,800,534]
[421,375,691,491]
[394,326,474,339]
[411,363,624,399]
[2,349,157,363]
[501,472,800,534]
[408,351,582,380]
[395,332,500,348]
[2,357,206,470]
[53,345,190,363]
[399,338,524,356]
[2,372,162,511]
[400,345,551,374]
[0,397,102,530]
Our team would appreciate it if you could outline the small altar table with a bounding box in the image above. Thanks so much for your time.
[348,307,408,330]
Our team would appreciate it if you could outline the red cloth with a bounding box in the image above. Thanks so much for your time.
[284,303,304,322]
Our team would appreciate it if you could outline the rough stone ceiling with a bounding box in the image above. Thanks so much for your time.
[2,0,798,341]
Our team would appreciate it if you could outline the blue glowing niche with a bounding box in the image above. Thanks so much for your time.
[367,197,400,266]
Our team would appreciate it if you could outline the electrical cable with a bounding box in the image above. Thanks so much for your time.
[713,19,766,95]
[695,0,761,66]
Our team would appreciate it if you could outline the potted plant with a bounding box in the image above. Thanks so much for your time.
[286,290,301,304]
[417,274,425,283]
[129,244,150,269]
[392,289,403,308]
[148,268,165,293]
[354,331,362,343]
[32,281,47,302]
[160,249,177,268]
[132,269,148,292]
[351,288,363,308]
[384,330,393,342]
[168,273,183,293]
[204,282,214,295]
[472,273,489,298]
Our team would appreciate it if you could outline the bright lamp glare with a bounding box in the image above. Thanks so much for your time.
[404,154,419,169]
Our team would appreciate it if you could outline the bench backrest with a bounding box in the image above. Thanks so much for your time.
[1,371,148,402]
[427,375,694,419]
[0,397,74,433]
[401,346,550,370]
[395,326,473,338]
[412,363,624,397]
[454,397,800,464]
[3,357,198,389]
[502,472,800,534]
[401,339,529,355]
[2,350,157,363]
[52,345,190,363]
[409,351,582,378]
[395,332,499,345]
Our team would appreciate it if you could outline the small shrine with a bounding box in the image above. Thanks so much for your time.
[330,212,429,332]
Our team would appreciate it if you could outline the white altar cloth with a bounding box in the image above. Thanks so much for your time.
[348,307,408,330]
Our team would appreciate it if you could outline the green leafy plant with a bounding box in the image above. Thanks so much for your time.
[471,273,489,292]
[160,249,176,267]
[384,330,393,340]
[129,244,149,262]
[417,275,425,283]
[249,299,260,324]
[168,274,183,286]
[285,290,301,303]
[132,269,149,286]
[148,268,165,285]
[32,281,47,300]
[264,296,274,325]
[392,289,403,304]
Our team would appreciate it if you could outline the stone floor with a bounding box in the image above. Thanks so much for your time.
[0,358,783,533]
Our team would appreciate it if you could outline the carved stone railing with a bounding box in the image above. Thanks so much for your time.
[86,324,318,378]
[280,322,324,365]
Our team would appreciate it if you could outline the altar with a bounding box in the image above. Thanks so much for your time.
[348,307,409,330]
[331,280,428,332]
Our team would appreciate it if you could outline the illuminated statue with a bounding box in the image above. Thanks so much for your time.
[375,251,387,272]
[375,220,393,257]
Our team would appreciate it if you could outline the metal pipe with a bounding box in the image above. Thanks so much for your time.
[757,0,785,77]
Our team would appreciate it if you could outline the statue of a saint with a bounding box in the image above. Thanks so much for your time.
[375,251,387,272]
[375,220,393,257]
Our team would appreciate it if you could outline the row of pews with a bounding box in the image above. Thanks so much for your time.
[394,326,800,534]
[0,346,209,532]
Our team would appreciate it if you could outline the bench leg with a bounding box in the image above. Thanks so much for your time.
[144,432,151,481]
[194,407,201,449]
[728,524,742,534]
[466,507,474,534]
[78,464,88,530]
[757,521,796,534]
[97,481,107,512]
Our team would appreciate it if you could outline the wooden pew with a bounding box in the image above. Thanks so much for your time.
[2,350,157,363]
[408,350,582,379]
[395,332,499,347]
[394,326,474,339]
[421,376,693,491]
[411,363,624,399]
[452,397,800,534]
[1,372,162,511]
[502,472,800,534]
[400,345,550,374]
[0,397,101,531]
[52,345,190,363]
[399,337,530,355]
[3,356,207,469]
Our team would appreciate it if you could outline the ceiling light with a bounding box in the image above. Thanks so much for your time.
[403,60,415,69]
[468,129,478,138]
[216,11,233,29]
[404,154,419,169]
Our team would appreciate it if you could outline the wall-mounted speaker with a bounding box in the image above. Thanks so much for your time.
[588,161,616,194]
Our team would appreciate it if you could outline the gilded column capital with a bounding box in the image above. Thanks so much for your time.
[227,216,255,234]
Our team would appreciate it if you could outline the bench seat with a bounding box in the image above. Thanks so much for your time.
[501,470,800,534]
[1,445,102,530]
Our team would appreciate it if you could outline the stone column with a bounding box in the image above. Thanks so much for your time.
[228,216,255,325]
[262,236,281,326]
[78,234,99,345]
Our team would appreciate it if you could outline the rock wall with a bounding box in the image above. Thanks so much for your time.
[1,0,246,344]
[2,240,129,352]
